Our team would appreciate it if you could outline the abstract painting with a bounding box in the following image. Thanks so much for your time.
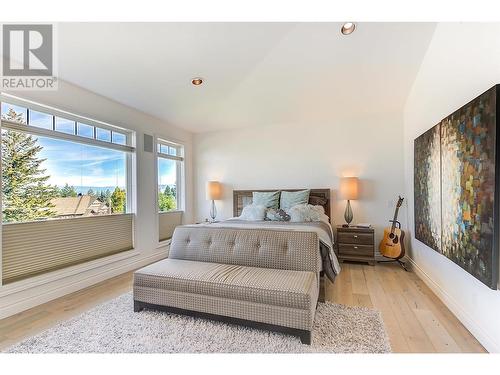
[414,85,499,289]
[414,124,441,252]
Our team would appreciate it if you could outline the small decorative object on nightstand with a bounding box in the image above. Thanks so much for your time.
[336,225,375,265]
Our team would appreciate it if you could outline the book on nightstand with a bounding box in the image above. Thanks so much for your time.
[354,223,372,228]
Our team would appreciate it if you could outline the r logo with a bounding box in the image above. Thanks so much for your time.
[2,24,53,76]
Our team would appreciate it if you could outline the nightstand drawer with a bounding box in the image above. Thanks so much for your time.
[337,232,373,245]
[338,244,374,257]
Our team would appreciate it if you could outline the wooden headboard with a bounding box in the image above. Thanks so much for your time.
[233,189,331,222]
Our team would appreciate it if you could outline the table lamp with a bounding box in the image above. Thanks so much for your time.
[206,181,222,222]
[339,177,359,226]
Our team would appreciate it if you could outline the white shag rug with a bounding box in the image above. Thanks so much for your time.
[6,293,391,353]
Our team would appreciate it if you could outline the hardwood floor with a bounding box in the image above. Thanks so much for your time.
[326,262,485,353]
[0,262,486,352]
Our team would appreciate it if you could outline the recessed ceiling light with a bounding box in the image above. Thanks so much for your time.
[341,22,356,35]
[191,77,203,86]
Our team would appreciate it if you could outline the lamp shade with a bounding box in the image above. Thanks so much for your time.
[206,181,222,200]
[339,177,359,200]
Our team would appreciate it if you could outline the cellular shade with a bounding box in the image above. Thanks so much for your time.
[339,177,359,200]
[2,214,134,284]
[159,210,183,242]
[206,181,222,200]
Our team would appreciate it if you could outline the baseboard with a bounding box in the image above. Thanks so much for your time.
[0,251,167,320]
[407,257,499,353]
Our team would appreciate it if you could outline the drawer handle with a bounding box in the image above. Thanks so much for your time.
[353,235,358,238]
[354,246,358,249]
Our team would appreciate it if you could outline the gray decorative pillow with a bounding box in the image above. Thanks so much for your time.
[252,191,280,209]
[239,204,267,221]
[280,189,311,211]
[265,208,291,221]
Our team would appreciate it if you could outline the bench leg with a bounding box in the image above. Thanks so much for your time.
[299,331,312,345]
[319,275,326,303]
[134,300,144,312]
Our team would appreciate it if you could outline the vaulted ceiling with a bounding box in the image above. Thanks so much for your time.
[57,23,436,133]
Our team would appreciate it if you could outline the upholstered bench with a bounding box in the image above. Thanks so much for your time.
[133,226,322,344]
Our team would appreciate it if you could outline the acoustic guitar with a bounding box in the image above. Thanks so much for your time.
[379,196,406,263]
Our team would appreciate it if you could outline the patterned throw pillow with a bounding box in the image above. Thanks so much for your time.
[287,204,329,223]
[280,189,311,211]
[265,208,291,221]
[239,204,267,221]
[252,191,280,209]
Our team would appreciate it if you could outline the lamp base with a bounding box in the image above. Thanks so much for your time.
[209,200,217,222]
[344,199,353,226]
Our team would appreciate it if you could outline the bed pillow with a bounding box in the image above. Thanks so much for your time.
[287,204,329,223]
[280,189,311,211]
[265,208,291,221]
[309,195,328,207]
[252,191,280,209]
[239,204,267,221]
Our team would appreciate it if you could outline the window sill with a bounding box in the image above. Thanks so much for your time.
[158,210,184,215]
[0,249,141,297]
[1,212,135,226]
[157,238,172,249]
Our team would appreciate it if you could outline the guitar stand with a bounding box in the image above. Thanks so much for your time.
[379,215,408,271]
[377,258,408,271]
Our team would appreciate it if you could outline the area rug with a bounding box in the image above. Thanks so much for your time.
[6,293,391,353]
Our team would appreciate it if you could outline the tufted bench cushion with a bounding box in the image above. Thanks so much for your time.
[169,226,322,273]
[134,258,317,310]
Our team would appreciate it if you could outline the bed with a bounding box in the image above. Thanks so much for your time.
[133,188,339,344]
[228,189,337,280]
[191,188,340,289]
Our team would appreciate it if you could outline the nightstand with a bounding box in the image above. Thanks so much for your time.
[336,225,375,266]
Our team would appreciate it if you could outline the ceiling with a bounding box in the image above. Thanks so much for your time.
[57,23,436,133]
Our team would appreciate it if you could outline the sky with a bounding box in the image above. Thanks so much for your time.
[37,136,128,188]
[158,158,177,187]
[37,136,177,189]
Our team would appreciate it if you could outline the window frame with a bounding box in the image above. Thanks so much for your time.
[156,137,185,214]
[0,93,135,152]
[0,93,136,218]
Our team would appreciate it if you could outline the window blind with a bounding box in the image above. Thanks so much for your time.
[159,211,183,242]
[2,214,134,284]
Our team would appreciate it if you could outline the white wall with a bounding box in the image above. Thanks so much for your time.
[403,23,500,353]
[0,79,194,318]
[194,112,406,247]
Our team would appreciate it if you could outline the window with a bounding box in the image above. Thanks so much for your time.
[29,110,53,130]
[55,117,76,134]
[157,139,184,212]
[96,127,111,142]
[0,95,136,284]
[77,122,94,138]
[112,131,127,145]
[0,96,135,224]
[1,102,27,123]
